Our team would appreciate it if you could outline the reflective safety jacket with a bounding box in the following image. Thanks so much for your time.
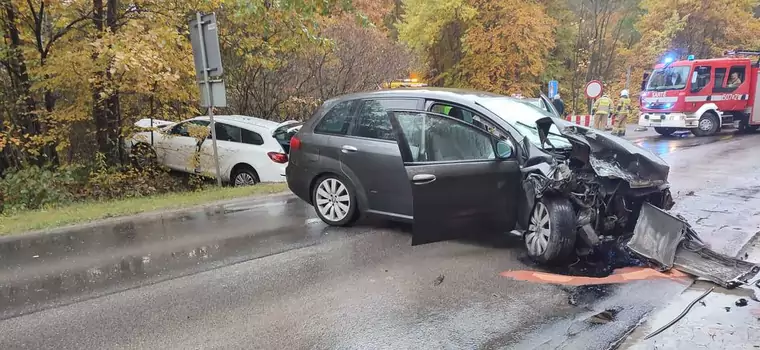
[593,96,613,115]
[616,96,632,116]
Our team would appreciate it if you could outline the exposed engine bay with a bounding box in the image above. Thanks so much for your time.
[520,117,675,260]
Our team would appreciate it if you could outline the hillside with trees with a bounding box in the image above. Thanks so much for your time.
[1,0,758,211]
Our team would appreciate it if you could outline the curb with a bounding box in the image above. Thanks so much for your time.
[0,191,297,247]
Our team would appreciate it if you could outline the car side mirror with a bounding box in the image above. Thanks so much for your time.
[496,140,514,159]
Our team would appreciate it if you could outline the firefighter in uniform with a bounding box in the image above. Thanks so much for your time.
[592,93,613,131]
[613,89,632,136]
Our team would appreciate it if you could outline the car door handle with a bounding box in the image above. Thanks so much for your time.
[341,145,358,153]
[412,174,436,185]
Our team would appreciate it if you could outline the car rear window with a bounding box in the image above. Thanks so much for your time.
[314,100,356,135]
[212,123,242,142]
[242,129,264,145]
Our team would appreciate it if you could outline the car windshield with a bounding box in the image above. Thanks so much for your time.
[645,66,690,91]
[478,97,572,149]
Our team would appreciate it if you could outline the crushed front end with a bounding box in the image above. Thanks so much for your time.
[522,118,675,262]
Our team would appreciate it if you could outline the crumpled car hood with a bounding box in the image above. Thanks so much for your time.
[535,117,670,188]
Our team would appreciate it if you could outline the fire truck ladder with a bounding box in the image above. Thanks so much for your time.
[724,49,760,64]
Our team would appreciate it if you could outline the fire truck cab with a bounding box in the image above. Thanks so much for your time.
[638,50,760,137]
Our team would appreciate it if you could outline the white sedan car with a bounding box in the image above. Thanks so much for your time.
[127,115,301,186]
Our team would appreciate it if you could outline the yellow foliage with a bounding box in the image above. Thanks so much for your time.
[457,0,556,94]
[398,0,554,94]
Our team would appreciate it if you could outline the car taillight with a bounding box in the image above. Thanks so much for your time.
[268,152,288,164]
[290,135,301,151]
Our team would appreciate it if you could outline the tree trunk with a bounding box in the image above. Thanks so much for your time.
[106,0,122,163]
[1,0,42,166]
[91,0,122,164]
[92,0,109,161]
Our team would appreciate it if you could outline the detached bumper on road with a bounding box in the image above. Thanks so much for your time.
[628,202,760,289]
[639,112,699,128]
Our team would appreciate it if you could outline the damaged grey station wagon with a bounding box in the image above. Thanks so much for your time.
[287,88,674,264]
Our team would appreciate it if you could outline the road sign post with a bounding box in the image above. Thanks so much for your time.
[190,12,225,187]
[584,80,603,116]
[548,80,558,99]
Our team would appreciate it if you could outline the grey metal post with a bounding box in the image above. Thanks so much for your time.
[196,12,222,187]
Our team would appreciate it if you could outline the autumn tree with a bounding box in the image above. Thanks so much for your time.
[456,0,556,94]
[398,0,555,94]
[307,16,415,100]
[635,0,760,61]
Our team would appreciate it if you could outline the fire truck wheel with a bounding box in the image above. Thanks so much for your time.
[654,127,677,136]
[692,112,719,137]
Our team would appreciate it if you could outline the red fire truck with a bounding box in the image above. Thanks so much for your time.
[638,50,760,136]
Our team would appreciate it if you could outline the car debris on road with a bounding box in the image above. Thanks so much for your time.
[627,202,760,289]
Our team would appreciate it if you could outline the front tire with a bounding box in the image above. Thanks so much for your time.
[525,197,576,264]
[312,175,359,227]
[691,112,720,137]
[654,127,677,137]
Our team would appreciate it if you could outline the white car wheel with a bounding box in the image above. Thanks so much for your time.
[232,167,259,187]
[234,172,258,186]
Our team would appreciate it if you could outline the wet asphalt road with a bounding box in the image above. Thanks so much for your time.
[2,130,760,349]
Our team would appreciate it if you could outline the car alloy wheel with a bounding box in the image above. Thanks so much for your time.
[526,202,551,256]
[315,178,351,223]
[234,172,258,186]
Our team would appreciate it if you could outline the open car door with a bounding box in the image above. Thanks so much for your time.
[388,111,523,245]
[539,92,561,118]
[272,120,303,154]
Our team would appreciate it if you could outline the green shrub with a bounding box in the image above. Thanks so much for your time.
[0,152,210,214]
[83,166,182,200]
[0,165,87,212]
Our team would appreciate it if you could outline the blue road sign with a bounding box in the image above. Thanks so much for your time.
[548,80,558,99]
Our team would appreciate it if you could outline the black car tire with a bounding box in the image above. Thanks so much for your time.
[654,127,677,137]
[231,166,259,187]
[312,174,359,227]
[691,112,720,137]
[524,196,576,265]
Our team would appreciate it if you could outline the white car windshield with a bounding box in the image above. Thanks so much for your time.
[478,97,572,149]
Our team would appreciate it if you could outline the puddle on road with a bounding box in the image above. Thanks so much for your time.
[0,197,339,320]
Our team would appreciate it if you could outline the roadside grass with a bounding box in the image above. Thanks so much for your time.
[0,183,289,236]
